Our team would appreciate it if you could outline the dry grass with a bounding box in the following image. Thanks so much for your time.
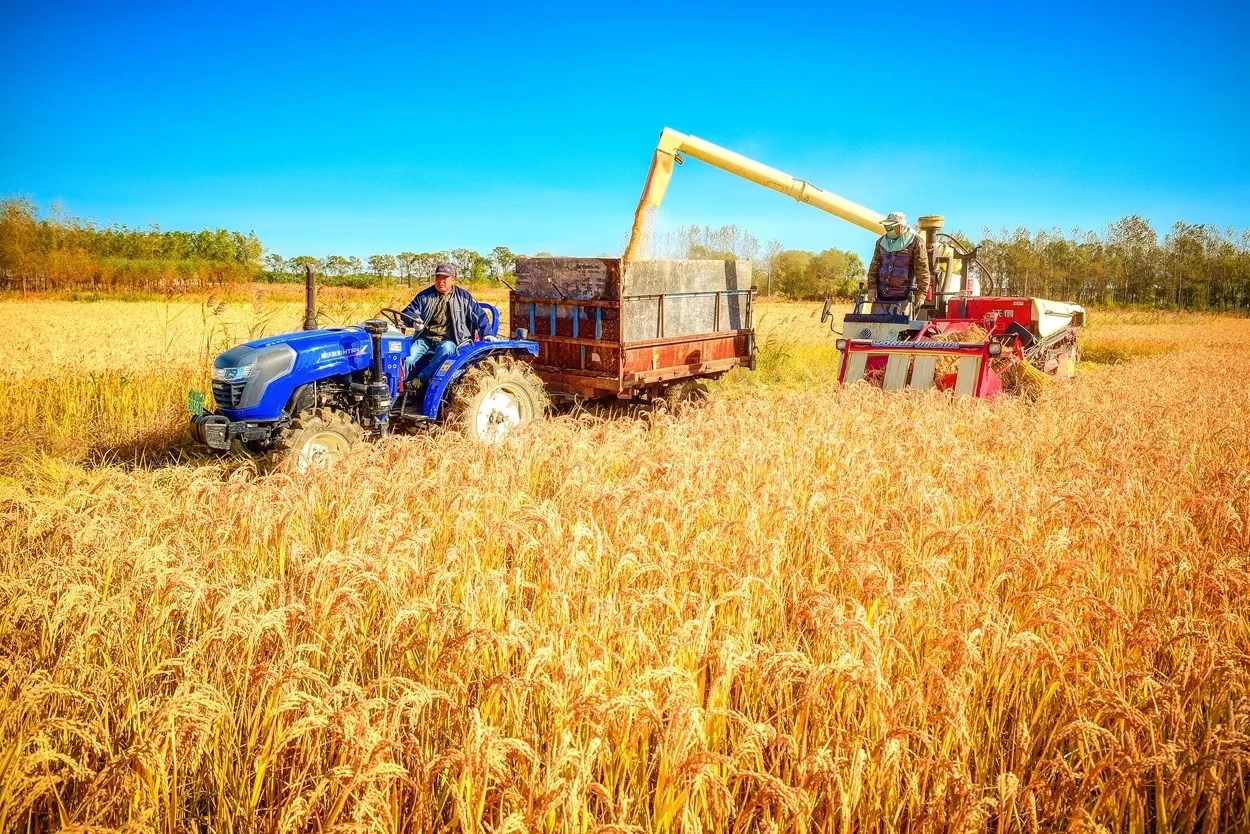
[1,295,1249,832]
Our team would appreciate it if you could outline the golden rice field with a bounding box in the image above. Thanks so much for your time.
[2,288,1248,833]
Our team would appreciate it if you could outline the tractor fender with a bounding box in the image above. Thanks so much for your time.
[421,339,540,419]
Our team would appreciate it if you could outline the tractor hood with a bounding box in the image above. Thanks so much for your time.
[245,326,372,357]
[242,325,407,368]
[237,325,410,376]
[211,325,409,421]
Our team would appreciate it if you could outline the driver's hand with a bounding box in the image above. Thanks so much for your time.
[482,334,500,342]
[407,316,425,333]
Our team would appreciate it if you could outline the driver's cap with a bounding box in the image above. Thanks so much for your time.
[434,263,456,278]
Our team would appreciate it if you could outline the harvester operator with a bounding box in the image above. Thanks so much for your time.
[400,263,491,384]
[866,212,931,315]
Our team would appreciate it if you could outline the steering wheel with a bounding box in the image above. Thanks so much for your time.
[378,308,409,328]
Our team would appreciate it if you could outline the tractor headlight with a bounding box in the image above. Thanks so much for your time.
[213,364,254,382]
[836,339,848,351]
[988,342,1003,356]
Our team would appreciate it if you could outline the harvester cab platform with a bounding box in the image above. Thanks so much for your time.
[825,295,924,344]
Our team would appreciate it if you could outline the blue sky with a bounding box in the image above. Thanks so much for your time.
[2,0,1247,260]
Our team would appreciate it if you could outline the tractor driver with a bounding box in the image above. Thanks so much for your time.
[400,263,491,385]
[866,212,931,315]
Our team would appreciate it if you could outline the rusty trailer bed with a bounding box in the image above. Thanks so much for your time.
[510,257,755,399]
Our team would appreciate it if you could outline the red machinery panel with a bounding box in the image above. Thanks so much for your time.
[948,297,1035,335]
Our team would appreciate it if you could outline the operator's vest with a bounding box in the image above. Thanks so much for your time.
[875,237,920,301]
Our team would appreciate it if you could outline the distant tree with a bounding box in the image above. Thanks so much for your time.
[688,244,735,260]
[773,250,816,298]
[346,256,363,276]
[416,252,443,283]
[655,223,761,260]
[760,239,784,294]
[469,252,493,281]
[368,253,397,280]
[397,251,419,286]
[264,253,287,274]
[289,255,321,276]
[739,233,761,263]
[1166,223,1211,307]
[1105,215,1159,305]
[807,248,866,298]
[491,245,516,276]
[235,232,264,268]
[450,248,475,279]
[0,198,38,287]
[324,255,350,277]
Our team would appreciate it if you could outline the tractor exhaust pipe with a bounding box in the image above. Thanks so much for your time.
[366,322,387,383]
[303,264,318,331]
[363,318,392,436]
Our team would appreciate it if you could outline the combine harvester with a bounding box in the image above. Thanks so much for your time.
[624,128,1085,396]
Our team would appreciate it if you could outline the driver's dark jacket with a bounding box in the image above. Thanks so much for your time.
[867,235,931,302]
[400,285,490,345]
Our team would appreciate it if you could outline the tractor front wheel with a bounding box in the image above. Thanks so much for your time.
[447,357,548,444]
[272,408,364,473]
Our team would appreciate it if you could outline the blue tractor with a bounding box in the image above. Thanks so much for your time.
[188,303,547,471]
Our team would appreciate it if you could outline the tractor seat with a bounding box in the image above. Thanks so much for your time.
[481,303,501,337]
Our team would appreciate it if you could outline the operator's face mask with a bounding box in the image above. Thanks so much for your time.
[885,227,900,240]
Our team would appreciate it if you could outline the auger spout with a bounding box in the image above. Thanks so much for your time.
[622,127,887,264]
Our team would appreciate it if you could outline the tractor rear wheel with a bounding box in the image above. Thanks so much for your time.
[272,408,364,473]
[446,357,547,444]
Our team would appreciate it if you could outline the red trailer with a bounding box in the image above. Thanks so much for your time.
[510,257,755,402]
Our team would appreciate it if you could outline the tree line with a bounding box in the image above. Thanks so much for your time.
[262,247,521,289]
[262,225,866,298]
[0,197,262,293]
[658,219,1250,308]
[975,216,1250,309]
[4,196,1249,309]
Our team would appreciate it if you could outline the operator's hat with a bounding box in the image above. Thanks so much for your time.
[434,263,456,278]
[881,212,908,228]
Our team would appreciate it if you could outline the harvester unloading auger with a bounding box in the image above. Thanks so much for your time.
[624,128,1085,397]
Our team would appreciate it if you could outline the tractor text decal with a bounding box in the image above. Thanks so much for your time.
[317,345,369,361]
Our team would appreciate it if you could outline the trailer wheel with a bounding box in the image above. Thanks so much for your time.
[272,408,364,473]
[655,379,710,411]
[447,357,548,444]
